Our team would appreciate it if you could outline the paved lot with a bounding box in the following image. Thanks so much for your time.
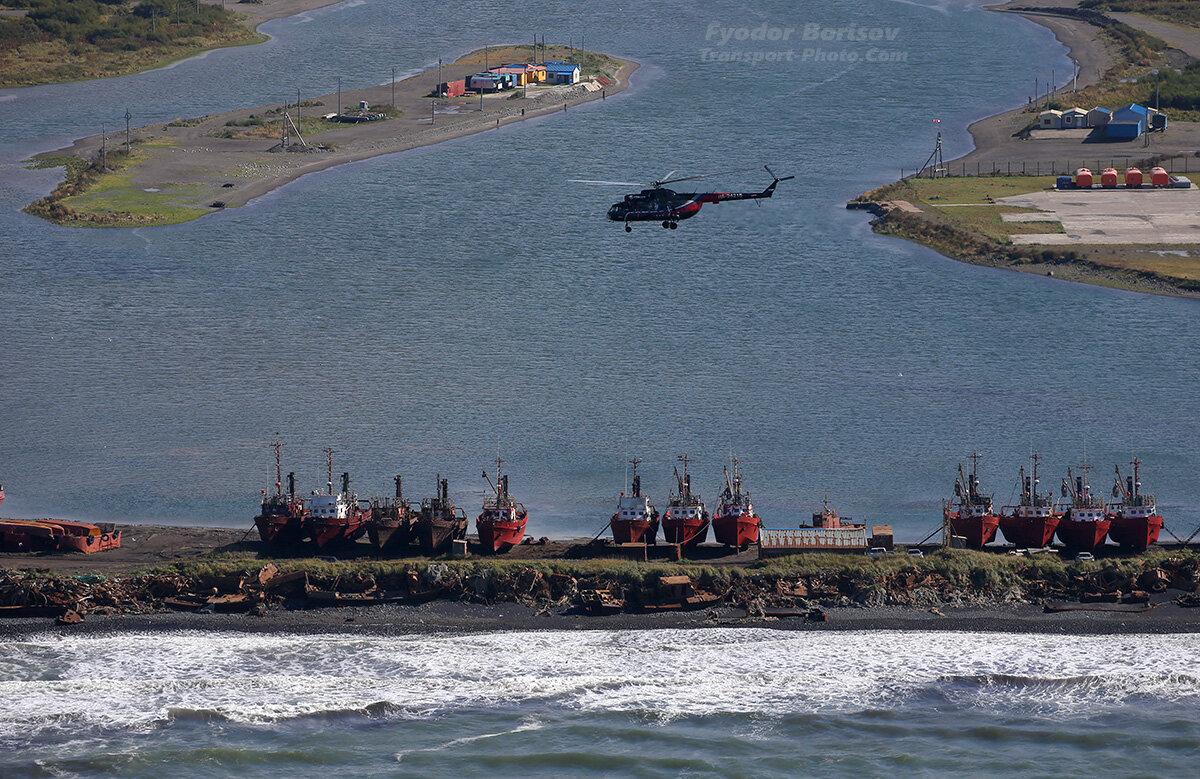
[1000,187,1200,244]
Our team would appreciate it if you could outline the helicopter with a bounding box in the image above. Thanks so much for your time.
[574,166,794,231]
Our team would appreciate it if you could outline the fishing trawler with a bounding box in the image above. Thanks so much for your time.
[661,455,708,547]
[304,448,371,549]
[367,475,417,553]
[417,475,468,555]
[943,454,1000,549]
[711,458,761,548]
[1107,458,1163,551]
[1055,464,1110,552]
[999,453,1061,548]
[476,457,528,553]
[254,440,310,546]
[610,458,659,544]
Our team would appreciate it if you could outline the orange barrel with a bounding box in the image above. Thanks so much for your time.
[1151,166,1170,187]
[1101,167,1118,188]
[1075,168,1093,188]
[1125,167,1143,188]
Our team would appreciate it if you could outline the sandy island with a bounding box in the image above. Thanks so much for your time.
[27,44,637,226]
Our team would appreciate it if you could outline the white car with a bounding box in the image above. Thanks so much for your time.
[907,548,924,558]
[1074,551,1095,562]
[867,547,887,558]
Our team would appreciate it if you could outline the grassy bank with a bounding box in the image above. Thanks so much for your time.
[0,0,265,88]
[24,143,208,227]
[1081,0,1200,30]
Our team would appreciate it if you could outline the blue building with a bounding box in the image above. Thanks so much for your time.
[1106,103,1149,139]
[543,61,581,85]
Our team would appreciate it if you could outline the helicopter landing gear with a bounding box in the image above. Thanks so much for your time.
[669,221,678,230]
[625,223,632,232]
[661,220,670,229]
[661,220,678,230]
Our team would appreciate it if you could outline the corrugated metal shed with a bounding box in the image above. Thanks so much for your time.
[759,527,868,556]
[1087,106,1112,126]
[1105,120,1143,139]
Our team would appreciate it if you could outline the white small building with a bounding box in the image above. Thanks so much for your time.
[1039,109,1063,129]
[1087,106,1112,127]
[1061,107,1089,129]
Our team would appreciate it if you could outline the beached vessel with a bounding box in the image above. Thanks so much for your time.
[367,475,417,553]
[610,458,659,544]
[0,483,5,507]
[36,519,121,553]
[254,441,310,546]
[943,455,1000,549]
[661,455,708,547]
[476,458,528,553]
[304,449,370,549]
[711,458,761,549]
[0,518,64,552]
[999,453,1061,548]
[416,475,468,555]
[1055,464,1110,552]
[1106,458,1163,551]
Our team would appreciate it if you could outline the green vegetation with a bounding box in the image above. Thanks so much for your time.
[1082,0,1200,29]
[150,547,1200,594]
[0,0,264,87]
[23,148,206,227]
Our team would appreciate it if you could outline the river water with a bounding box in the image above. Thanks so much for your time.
[1,627,1199,777]
[1,0,1198,541]
[2,1,1200,774]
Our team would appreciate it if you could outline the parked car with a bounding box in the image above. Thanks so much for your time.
[907,548,924,558]
[867,547,887,558]
[1074,551,1095,562]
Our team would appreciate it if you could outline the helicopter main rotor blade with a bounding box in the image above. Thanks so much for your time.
[568,179,643,186]
[655,166,765,187]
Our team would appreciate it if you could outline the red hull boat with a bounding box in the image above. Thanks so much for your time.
[943,455,999,549]
[0,519,63,552]
[999,453,1061,548]
[1055,464,1109,552]
[304,449,370,549]
[254,442,310,546]
[611,458,659,545]
[711,459,760,549]
[1106,459,1163,551]
[661,455,708,547]
[36,519,121,553]
[476,460,527,553]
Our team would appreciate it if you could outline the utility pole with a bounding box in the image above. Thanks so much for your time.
[485,44,489,71]
[123,108,131,153]
[337,76,342,120]
[438,57,442,95]
[391,65,395,107]
[100,124,107,171]
[297,86,301,130]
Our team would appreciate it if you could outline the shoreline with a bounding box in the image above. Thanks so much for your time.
[1,599,1198,641]
[25,46,638,227]
[851,2,1200,300]
[1,523,1197,638]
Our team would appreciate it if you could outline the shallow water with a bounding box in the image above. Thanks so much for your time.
[1,627,1198,777]
[1,0,1197,542]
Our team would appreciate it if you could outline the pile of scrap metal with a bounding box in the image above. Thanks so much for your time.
[0,519,121,554]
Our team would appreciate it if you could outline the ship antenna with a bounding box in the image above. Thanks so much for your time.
[323,446,335,496]
[272,436,283,497]
[1131,456,1141,495]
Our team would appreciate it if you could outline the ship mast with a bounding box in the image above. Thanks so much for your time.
[272,438,283,497]
[629,457,643,497]
[323,447,335,496]
[677,453,692,499]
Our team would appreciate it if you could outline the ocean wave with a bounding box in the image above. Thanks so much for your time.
[1,628,1198,745]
